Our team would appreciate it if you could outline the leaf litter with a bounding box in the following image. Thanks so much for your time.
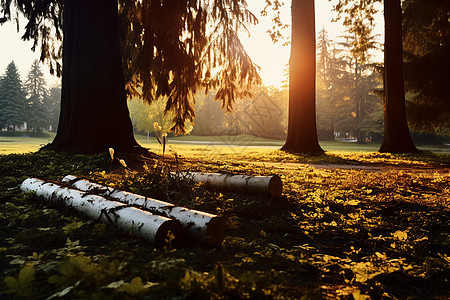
[0,149,449,299]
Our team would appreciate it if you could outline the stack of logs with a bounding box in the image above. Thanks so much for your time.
[21,172,282,248]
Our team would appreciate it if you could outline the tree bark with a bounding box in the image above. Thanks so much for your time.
[62,175,225,247]
[175,172,282,198]
[281,0,323,153]
[379,0,418,153]
[46,0,140,153]
[21,178,182,248]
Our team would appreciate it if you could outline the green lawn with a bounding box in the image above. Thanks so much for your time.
[1,133,449,155]
[0,133,56,155]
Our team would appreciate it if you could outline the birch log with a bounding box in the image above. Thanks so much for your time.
[21,178,182,248]
[62,175,225,247]
[175,172,282,197]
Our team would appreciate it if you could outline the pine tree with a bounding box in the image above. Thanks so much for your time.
[45,86,61,132]
[403,0,450,132]
[332,0,418,153]
[24,60,48,132]
[1,0,260,153]
[0,62,27,132]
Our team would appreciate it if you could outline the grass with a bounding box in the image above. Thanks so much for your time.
[0,133,56,155]
[3,133,448,156]
[0,147,449,299]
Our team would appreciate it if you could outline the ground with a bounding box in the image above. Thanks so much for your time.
[0,137,449,299]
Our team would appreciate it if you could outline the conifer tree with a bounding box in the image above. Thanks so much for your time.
[403,0,450,132]
[0,61,27,132]
[24,60,48,132]
[1,0,260,153]
[332,0,418,153]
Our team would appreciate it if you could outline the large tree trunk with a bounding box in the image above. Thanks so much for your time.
[281,0,323,153]
[46,0,140,153]
[379,0,418,153]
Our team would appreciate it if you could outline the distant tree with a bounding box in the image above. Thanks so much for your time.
[316,27,340,140]
[246,89,286,140]
[1,0,260,153]
[332,0,418,152]
[128,97,175,135]
[191,91,226,136]
[338,33,382,142]
[24,60,48,132]
[403,0,450,133]
[281,0,323,153]
[45,86,61,132]
[0,61,27,132]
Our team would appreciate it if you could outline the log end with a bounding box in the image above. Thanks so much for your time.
[268,175,283,198]
[154,220,183,248]
[205,217,226,248]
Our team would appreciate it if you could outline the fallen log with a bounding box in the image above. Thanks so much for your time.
[174,172,283,197]
[21,178,182,248]
[61,175,225,247]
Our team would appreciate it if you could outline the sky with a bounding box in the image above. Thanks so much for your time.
[0,0,384,89]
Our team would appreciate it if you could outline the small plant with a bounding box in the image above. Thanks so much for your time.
[153,122,167,157]
[107,148,128,173]
[4,265,36,297]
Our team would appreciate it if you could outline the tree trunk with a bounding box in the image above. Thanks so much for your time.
[46,0,140,153]
[281,0,323,153]
[379,0,418,153]
[21,178,182,248]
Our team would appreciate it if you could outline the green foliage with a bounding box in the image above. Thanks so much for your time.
[44,86,61,132]
[316,27,383,142]
[192,88,286,140]
[128,97,175,135]
[403,0,450,132]
[120,0,261,133]
[4,265,36,297]
[24,60,48,132]
[0,61,27,130]
[2,1,261,134]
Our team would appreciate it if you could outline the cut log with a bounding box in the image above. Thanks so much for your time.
[175,172,283,197]
[21,178,182,248]
[61,175,225,247]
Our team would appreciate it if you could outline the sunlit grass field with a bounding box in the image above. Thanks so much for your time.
[1,132,448,155]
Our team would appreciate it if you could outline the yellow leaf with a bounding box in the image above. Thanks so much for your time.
[393,230,407,241]
[352,290,371,300]
[18,265,35,286]
[346,200,361,206]
[117,276,148,295]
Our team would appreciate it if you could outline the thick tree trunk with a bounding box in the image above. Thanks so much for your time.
[281,0,323,153]
[46,0,140,153]
[21,178,182,248]
[379,0,418,153]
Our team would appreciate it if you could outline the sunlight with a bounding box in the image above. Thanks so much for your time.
[240,0,383,89]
